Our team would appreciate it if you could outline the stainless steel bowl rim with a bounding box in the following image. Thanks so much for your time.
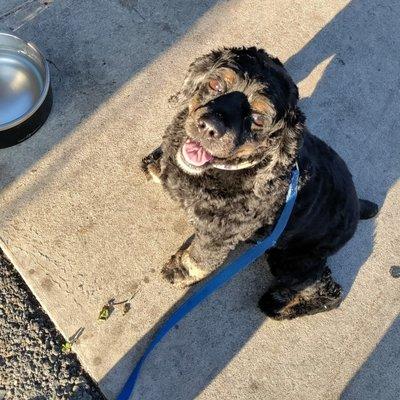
[0,32,51,131]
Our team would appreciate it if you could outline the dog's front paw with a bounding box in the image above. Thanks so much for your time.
[161,251,191,287]
[162,250,207,288]
[141,147,163,184]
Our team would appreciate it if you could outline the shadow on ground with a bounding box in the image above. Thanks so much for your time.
[99,1,400,399]
[0,0,218,212]
[341,315,400,400]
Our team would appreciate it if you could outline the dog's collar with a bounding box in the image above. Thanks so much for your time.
[212,158,263,171]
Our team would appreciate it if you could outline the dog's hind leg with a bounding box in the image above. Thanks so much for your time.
[258,267,342,320]
[258,251,342,320]
[141,146,163,183]
[359,199,379,220]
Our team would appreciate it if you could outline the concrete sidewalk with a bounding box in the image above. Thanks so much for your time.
[0,0,399,399]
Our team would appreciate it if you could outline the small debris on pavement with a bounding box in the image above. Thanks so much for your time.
[69,326,85,344]
[390,265,400,278]
[98,289,140,321]
[123,302,131,315]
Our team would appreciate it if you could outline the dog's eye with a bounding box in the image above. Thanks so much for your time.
[251,113,266,127]
[209,78,223,93]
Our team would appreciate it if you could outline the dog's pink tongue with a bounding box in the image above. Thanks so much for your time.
[182,140,214,166]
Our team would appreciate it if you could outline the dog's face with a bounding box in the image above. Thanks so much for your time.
[172,47,304,175]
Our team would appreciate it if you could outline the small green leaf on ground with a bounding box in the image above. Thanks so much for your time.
[98,305,112,321]
[61,342,72,353]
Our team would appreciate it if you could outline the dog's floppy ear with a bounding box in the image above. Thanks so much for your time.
[254,106,305,198]
[249,47,300,114]
[281,105,306,163]
[169,51,221,106]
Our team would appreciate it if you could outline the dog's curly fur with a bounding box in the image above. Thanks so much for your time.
[141,47,378,320]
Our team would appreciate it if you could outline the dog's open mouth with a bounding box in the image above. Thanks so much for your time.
[177,137,262,175]
[181,138,214,167]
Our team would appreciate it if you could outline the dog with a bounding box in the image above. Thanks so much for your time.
[141,47,378,320]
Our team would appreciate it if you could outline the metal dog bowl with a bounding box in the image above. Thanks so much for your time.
[0,32,52,148]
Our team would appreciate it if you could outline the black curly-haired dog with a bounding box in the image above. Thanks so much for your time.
[141,47,378,320]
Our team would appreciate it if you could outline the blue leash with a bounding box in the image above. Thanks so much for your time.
[117,163,299,400]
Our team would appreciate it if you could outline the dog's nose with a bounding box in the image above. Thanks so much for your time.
[197,114,226,139]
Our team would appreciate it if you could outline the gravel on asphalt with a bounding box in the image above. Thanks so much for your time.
[0,249,106,400]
